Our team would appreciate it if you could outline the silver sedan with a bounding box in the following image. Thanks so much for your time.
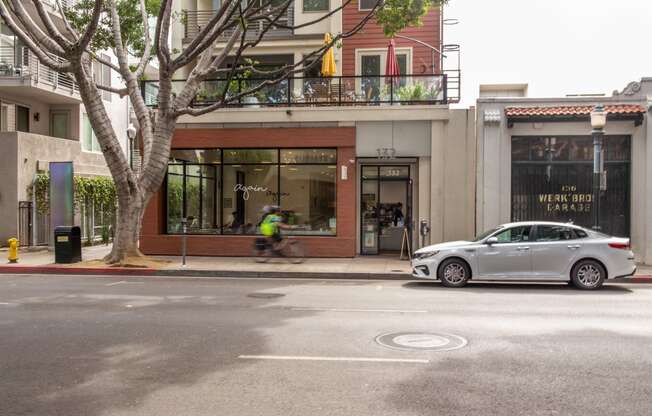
[412,221,636,290]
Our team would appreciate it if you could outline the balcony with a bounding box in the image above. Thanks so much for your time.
[0,47,80,104]
[182,6,294,42]
[143,74,450,108]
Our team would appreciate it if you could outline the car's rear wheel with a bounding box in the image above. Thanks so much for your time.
[438,258,470,288]
[571,260,606,290]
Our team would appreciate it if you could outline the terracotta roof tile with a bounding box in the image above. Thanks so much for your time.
[505,104,646,118]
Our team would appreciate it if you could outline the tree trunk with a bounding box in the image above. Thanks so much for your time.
[103,191,146,264]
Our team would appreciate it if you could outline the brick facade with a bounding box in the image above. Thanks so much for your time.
[342,1,443,75]
[139,127,357,258]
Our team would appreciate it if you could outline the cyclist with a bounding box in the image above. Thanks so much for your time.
[259,205,291,252]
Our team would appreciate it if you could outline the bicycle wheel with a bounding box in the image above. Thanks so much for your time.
[285,240,306,263]
[252,242,270,263]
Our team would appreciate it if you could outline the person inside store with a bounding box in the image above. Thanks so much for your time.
[393,202,404,227]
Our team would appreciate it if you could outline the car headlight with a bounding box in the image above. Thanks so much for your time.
[414,250,439,260]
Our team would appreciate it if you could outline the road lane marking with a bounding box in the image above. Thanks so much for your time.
[238,355,429,364]
[291,307,428,313]
[105,281,144,286]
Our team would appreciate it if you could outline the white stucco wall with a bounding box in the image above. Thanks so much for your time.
[476,83,652,263]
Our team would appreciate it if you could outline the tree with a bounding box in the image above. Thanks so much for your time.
[0,0,445,264]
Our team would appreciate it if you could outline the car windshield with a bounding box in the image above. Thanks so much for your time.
[472,227,503,242]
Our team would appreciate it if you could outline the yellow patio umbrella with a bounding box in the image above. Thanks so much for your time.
[321,33,337,77]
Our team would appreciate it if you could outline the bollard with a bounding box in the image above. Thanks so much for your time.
[7,238,19,263]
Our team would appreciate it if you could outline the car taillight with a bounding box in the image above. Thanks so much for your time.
[608,242,630,250]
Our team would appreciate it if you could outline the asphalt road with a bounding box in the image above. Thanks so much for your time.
[1,274,651,416]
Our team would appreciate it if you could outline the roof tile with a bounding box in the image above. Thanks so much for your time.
[505,104,646,118]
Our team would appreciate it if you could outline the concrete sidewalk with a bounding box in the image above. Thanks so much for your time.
[1,244,650,281]
[0,245,413,279]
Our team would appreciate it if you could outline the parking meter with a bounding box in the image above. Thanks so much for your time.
[180,216,194,266]
[419,219,430,248]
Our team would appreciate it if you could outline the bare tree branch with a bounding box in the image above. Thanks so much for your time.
[96,83,129,98]
[54,0,81,41]
[32,0,74,49]
[6,0,67,56]
[133,0,152,79]
[77,0,105,53]
[0,2,71,71]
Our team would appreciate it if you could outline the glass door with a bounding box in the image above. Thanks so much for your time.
[360,165,412,255]
[361,166,379,254]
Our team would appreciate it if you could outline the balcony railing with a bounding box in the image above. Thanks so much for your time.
[143,74,449,108]
[0,47,79,95]
[183,6,294,41]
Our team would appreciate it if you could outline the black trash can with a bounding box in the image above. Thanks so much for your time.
[54,226,82,264]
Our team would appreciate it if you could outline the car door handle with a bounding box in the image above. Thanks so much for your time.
[567,245,581,250]
[516,246,530,251]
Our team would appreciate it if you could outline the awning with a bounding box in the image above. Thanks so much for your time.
[505,104,646,127]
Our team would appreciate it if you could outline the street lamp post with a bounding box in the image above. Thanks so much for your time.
[590,104,607,231]
[126,124,137,169]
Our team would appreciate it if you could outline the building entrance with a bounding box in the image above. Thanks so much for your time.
[361,165,412,254]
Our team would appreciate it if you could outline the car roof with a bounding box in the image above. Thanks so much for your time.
[498,221,586,230]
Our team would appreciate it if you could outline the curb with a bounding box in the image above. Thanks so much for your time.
[1,266,651,283]
[0,265,412,280]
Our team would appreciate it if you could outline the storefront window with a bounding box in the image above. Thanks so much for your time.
[280,165,336,235]
[167,164,184,233]
[171,149,221,164]
[222,164,278,234]
[280,149,336,164]
[223,149,277,164]
[166,148,337,236]
[166,164,220,234]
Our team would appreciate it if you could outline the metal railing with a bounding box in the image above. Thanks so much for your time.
[0,47,80,95]
[183,5,294,41]
[143,74,449,108]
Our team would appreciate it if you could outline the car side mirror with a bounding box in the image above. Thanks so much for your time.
[486,237,498,245]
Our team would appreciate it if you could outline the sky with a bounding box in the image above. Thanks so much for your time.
[444,0,652,107]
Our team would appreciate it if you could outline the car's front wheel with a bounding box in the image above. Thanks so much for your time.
[571,260,606,290]
[438,258,470,288]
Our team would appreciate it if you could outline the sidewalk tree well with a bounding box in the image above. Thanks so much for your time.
[0,0,446,264]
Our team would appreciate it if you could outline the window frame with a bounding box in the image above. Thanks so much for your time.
[358,0,378,11]
[49,109,70,139]
[489,225,532,245]
[532,224,578,242]
[355,47,413,77]
[165,147,338,236]
[303,0,329,12]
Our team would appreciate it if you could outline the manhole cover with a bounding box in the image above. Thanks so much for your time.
[247,293,285,299]
[375,332,467,352]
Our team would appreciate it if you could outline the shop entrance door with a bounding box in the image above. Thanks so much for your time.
[361,166,412,255]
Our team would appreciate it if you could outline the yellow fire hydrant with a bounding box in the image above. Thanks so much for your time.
[7,238,18,263]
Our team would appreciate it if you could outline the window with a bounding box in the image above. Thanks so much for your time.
[93,54,112,102]
[165,148,337,236]
[280,149,336,235]
[359,0,378,10]
[166,164,221,234]
[574,229,588,239]
[304,0,329,12]
[50,111,69,139]
[82,113,101,152]
[16,105,28,132]
[535,225,575,242]
[493,226,530,243]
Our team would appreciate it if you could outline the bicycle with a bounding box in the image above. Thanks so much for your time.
[252,235,306,264]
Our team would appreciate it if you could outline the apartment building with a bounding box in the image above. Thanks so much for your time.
[0,2,130,246]
[140,0,471,258]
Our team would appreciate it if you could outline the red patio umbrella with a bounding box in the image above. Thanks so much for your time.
[385,38,400,87]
